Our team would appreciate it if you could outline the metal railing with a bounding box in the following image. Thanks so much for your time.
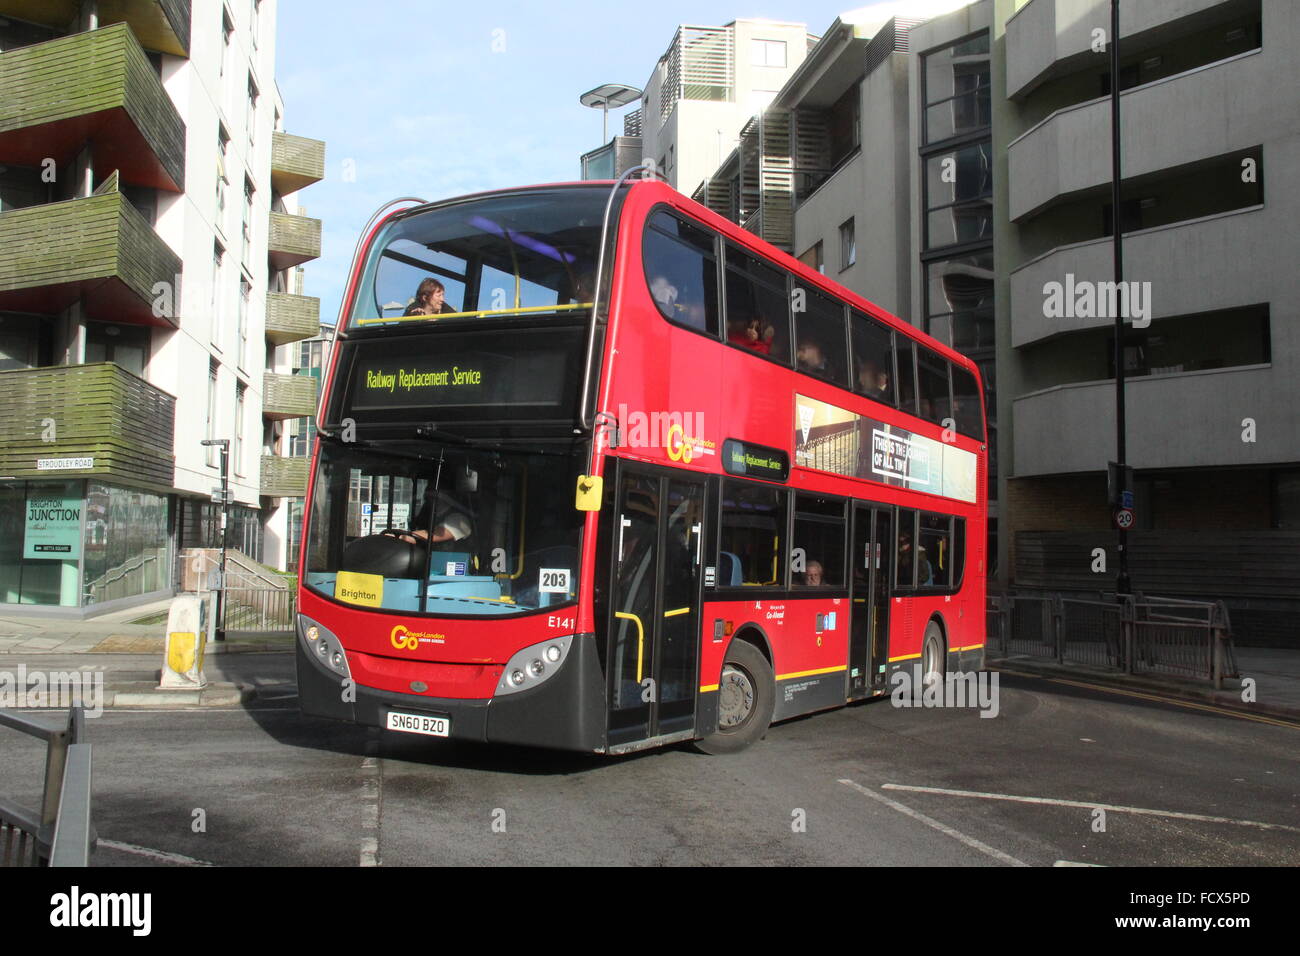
[221,585,297,633]
[988,590,1238,688]
[0,705,94,866]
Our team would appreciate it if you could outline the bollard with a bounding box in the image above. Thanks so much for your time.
[160,594,208,690]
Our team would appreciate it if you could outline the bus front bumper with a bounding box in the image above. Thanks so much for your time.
[295,623,608,753]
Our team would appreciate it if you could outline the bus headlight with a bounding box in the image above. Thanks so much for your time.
[496,635,573,697]
[298,614,352,681]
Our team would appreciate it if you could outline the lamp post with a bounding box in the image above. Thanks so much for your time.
[201,438,230,641]
[1109,0,1131,597]
[579,83,642,144]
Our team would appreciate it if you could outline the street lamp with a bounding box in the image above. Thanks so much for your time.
[201,438,230,641]
[1108,0,1132,597]
[579,83,642,144]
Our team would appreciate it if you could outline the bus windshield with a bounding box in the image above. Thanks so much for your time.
[303,439,585,617]
[348,186,622,329]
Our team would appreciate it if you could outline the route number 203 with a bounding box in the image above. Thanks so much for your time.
[539,568,570,594]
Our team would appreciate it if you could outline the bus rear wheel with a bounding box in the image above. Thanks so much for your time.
[919,622,946,701]
[696,640,774,755]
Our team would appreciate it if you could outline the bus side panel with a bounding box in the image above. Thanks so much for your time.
[702,596,849,722]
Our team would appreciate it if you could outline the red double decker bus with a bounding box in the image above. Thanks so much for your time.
[297,174,987,754]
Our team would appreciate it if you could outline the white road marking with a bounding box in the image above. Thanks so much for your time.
[881,784,1300,834]
[838,778,1028,867]
[99,839,214,867]
[359,739,382,867]
[1054,860,1103,867]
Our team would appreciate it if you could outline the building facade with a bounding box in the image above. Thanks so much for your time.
[0,0,323,616]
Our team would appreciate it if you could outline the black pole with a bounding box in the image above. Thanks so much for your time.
[1111,0,1131,596]
[216,442,229,641]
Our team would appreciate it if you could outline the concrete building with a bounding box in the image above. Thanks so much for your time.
[639,19,816,197]
[992,0,1297,638]
[0,0,324,615]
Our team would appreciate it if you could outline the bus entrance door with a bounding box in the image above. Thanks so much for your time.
[606,466,706,750]
[849,505,892,700]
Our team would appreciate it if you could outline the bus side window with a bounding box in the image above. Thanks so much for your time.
[792,285,848,389]
[792,494,846,587]
[895,508,918,590]
[724,245,790,363]
[851,310,895,407]
[719,480,786,586]
[918,513,952,589]
[643,211,720,337]
[917,346,951,426]
[895,340,917,417]
[951,365,983,439]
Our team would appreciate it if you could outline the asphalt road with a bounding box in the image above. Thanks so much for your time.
[2,660,1296,867]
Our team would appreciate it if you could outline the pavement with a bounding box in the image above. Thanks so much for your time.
[0,598,1297,720]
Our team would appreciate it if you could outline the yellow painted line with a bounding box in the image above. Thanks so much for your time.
[998,669,1300,731]
[776,665,846,681]
[356,302,592,326]
[888,652,922,663]
[699,683,719,693]
[664,607,691,618]
[957,643,985,651]
[614,611,646,682]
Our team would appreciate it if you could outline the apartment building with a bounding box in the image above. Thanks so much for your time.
[0,0,324,615]
[993,0,1298,634]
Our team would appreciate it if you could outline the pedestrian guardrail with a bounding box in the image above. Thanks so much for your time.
[988,590,1238,688]
[0,705,94,866]
[222,585,297,633]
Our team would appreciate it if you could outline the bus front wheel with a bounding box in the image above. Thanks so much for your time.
[696,640,774,755]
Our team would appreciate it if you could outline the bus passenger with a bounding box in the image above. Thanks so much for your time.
[649,275,679,313]
[728,317,774,354]
[404,278,456,316]
[801,560,825,586]
[857,360,890,401]
[796,338,828,375]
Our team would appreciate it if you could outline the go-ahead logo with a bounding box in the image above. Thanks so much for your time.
[390,624,445,651]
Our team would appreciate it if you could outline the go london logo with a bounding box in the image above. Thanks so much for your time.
[390,624,445,651]
[50,886,151,936]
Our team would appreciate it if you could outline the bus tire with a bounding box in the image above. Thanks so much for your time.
[919,621,946,702]
[696,640,775,755]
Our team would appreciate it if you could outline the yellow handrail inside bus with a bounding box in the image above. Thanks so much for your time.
[354,302,592,326]
[766,535,780,585]
[664,607,690,618]
[614,611,646,682]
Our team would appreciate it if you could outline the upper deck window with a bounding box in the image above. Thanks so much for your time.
[643,210,720,336]
[349,187,622,330]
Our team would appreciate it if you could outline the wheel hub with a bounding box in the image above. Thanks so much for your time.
[718,665,754,729]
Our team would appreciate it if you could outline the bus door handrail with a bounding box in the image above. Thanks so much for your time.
[580,162,661,437]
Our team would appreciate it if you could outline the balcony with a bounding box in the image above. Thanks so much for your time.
[1011,364,1290,477]
[270,131,326,195]
[1006,0,1238,98]
[1009,206,1267,347]
[0,22,186,190]
[0,190,182,325]
[0,362,175,490]
[1007,49,1264,221]
[268,211,322,271]
[0,1,192,56]
[265,292,320,346]
[260,454,309,498]
[262,372,318,421]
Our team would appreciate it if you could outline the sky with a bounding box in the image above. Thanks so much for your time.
[274,0,906,326]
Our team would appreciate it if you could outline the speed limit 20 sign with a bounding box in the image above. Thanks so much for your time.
[1114,507,1135,530]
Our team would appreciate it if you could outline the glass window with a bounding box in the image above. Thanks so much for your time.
[851,310,894,406]
[306,441,585,616]
[922,31,991,146]
[643,210,720,336]
[839,218,856,269]
[895,339,917,417]
[952,366,983,439]
[352,187,621,327]
[916,347,950,426]
[793,285,847,387]
[0,314,41,371]
[792,494,845,587]
[918,513,953,589]
[751,38,787,67]
[798,241,824,274]
[82,483,172,606]
[895,508,918,590]
[724,245,790,363]
[234,384,246,477]
[718,481,786,587]
[85,323,148,377]
[925,252,994,352]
